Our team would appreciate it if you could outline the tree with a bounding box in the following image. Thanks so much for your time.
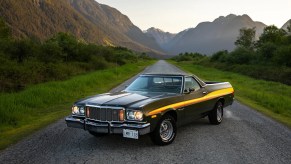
[227,47,254,64]
[210,50,228,62]
[235,27,256,50]
[48,33,78,61]
[8,39,35,63]
[257,25,286,46]
[40,41,63,63]
[258,42,277,61]
[0,18,11,40]
[0,18,12,52]
[273,45,291,67]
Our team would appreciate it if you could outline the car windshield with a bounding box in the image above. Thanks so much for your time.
[125,76,183,93]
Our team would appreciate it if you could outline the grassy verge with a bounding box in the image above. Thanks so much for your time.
[170,61,291,128]
[0,60,155,150]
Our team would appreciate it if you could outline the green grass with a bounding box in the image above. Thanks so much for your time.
[171,61,291,128]
[0,61,154,150]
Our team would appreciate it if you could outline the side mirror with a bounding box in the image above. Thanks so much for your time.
[184,88,195,94]
[189,88,195,92]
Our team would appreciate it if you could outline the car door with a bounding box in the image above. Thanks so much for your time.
[182,76,208,123]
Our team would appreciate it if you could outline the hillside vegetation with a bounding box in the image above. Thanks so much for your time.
[172,23,291,85]
[0,61,153,150]
[0,18,151,92]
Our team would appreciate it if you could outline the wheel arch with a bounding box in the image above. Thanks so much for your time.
[163,110,177,122]
[208,97,224,125]
[149,108,177,132]
[217,97,225,106]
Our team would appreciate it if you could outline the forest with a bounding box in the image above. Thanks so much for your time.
[0,19,150,92]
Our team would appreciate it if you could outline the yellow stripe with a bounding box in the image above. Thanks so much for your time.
[148,88,234,115]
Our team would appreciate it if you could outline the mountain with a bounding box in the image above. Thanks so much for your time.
[0,0,164,55]
[165,14,267,55]
[282,19,291,30]
[144,27,176,49]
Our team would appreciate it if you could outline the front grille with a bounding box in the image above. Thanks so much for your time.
[86,106,124,122]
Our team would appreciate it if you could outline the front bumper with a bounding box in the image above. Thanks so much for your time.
[65,116,151,135]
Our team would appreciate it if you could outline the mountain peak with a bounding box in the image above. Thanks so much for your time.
[213,14,237,23]
[282,19,291,30]
[144,27,176,48]
[213,14,253,23]
[226,14,237,19]
[241,14,250,18]
[146,27,165,33]
[240,14,253,22]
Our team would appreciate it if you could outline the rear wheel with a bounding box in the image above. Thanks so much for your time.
[150,115,177,146]
[208,101,223,125]
[88,131,107,137]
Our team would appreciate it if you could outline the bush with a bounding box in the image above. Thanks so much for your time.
[273,45,291,67]
[210,50,228,62]
[226,47,254,64]
[258,42,277,61]
[171,52,206,62]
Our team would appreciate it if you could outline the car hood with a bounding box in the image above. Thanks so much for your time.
[75,91,178,108]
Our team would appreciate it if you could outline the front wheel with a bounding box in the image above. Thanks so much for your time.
[150,115,177,146]
[208,101,223,125]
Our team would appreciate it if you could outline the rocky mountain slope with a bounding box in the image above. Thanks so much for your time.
[0,0,164,55]
[281,19,291,30]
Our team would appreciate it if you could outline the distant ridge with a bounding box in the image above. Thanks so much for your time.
[159,14,267,55]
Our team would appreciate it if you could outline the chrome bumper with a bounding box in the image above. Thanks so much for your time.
[65,116,151,135]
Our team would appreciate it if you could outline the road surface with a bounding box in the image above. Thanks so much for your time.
[0,60,290,164]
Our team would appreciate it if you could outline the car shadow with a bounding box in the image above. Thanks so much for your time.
[76,117,214,150]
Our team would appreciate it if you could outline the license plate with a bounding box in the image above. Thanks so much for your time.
[123,129,139,139]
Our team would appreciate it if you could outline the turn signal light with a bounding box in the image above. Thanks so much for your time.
[86,107,90,117]
[119,110,124,121]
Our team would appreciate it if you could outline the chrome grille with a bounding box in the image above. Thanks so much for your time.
[87,106,124,122]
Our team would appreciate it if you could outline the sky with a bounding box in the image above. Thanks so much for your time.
[96,0,291,33]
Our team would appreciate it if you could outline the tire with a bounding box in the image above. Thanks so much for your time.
[88,131,107,137]
[208,101,223,125]
[150,115,177,146]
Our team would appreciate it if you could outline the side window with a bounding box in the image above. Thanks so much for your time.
[184,77,201,91]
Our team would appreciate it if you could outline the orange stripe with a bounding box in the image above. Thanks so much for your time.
[148,88,234,115]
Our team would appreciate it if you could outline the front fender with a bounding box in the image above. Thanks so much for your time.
[144,108,177,132]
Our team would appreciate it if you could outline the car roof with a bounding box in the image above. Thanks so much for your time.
[140,73,206,86]
[141,73,189,76]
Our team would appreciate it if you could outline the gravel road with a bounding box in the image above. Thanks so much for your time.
[0,60,290,164]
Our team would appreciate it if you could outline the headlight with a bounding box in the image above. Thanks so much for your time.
[126,110,143,121]
[79,107,85,114]
[72,105,85,115]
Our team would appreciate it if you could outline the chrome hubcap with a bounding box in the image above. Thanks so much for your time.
[160,120,173,141]
[217,105,223,122]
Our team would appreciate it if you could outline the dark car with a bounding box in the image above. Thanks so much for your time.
[66,73,234,145]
